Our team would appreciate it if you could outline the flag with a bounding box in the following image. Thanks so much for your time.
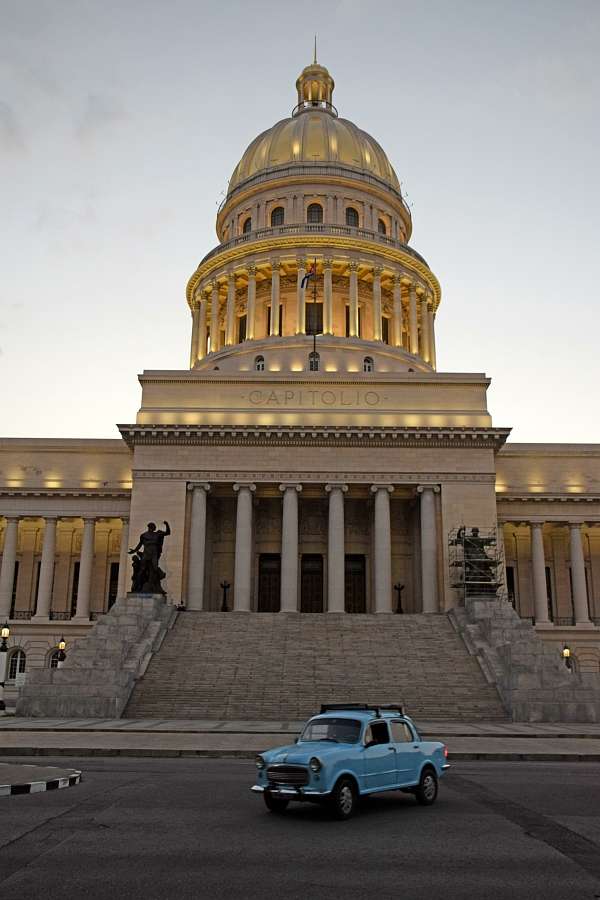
[300,262,316,289]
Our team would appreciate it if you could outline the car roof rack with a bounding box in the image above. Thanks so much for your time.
[319,703,405,717]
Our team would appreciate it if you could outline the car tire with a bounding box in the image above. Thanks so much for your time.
[329,777,358,820]
[415,767,438,806]
[263,791,289,814]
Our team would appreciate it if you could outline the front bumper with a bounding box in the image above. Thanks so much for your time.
[251,785,330,800]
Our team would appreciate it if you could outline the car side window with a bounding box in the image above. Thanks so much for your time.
[391,721,414,743]
[365,721,390,746]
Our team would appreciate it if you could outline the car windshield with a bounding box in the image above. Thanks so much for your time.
[299,717,361,744]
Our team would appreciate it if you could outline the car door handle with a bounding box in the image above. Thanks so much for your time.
[413,745,419,749]
[388,746,397,752]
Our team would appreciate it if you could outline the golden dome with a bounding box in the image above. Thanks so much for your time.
[227,61,401,196]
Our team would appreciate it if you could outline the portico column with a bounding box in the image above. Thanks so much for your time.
[246,265,256,339]
[270,259,280,336]
[409,282,418,355]
[420,293,430,362]
[569,523,591,625]
[233,483,256,611]
[326,484,348,612]
[349,261,359,337]
[371,485,394,612]
[279,484,302,612]
[323,258,333,334]
[0,517,19,618]
[428,298,437,369]
[225,271,236,345]
[392,275,403,347]
[74,517,95,620]
[210,280,220,353]
[372,267,382,340]
[531,523,550,624]
[33,517,57,620]
[189,299,201,368]
[197,293,208,358]
[116,517,130,600]
[187,484,211,610]
[418,486,439,613]
[296,257,307,334]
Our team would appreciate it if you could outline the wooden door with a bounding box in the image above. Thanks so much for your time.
[258,554,281,612]
[301,554,324,613]
[345,554,366,613]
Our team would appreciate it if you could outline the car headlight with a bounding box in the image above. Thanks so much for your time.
[309,757,322,773]
[255,755,266,770]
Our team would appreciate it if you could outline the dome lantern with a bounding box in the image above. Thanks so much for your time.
[294,53,336,117]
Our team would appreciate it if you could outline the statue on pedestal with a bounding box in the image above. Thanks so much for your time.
[129,521,171,594]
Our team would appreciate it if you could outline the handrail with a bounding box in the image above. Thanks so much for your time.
[218,162,409,215]
[198,223,429,269]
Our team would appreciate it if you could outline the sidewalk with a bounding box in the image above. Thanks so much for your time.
[1,718,600,760]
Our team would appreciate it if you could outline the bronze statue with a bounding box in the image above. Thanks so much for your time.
[129,521,171,595]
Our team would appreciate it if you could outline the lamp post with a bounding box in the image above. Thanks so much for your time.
[220,581,231,612]
[562,644,572,671]
[393,583,405,614]
[56,636,67,669]
[0,622,10,715]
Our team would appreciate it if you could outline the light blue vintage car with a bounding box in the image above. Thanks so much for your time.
[252,704,449,819]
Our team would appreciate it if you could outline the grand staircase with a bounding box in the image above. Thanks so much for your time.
[124,612,507,721]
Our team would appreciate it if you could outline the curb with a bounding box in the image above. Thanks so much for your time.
[1,747,599,762]
[0,767,82,797]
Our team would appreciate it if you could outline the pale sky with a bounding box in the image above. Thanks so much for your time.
[2,0,599,442]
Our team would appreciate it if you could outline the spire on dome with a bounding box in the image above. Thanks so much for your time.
[313,34,317,65]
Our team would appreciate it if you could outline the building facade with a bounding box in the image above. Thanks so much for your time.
[2,59,600,705]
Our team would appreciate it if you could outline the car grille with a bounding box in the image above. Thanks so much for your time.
[266,765,309,786]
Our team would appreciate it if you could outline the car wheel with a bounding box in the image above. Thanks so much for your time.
[415,768,438,806]
[263,791,289,814]
[329,777,358,820]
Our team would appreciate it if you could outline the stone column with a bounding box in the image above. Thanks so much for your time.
[33,517,57,620]
[116,517,130,600]
[569,523,591,625]
[233,483,256,611]
[225,271,236,345]
[246,265,256,340]
[197,293,208,358]
[270,259,280,336]
[74,517,95,620]
[428,298,437,369]
[326,484,348,612]
[189,299,201,368]
[349,261,359,337]
[296,257,307,334]
[279,484,302,612]
[371,485,394,612]
[0,517,19,618]
[392,276,403,347]
[187,484,211,610]
[323,258,333,334]
[409,282,418,355]
[372,267,383,341]
[417,486,439,613]
[420,293,430,363]
[210,280,220,353]
[531,523,550,624]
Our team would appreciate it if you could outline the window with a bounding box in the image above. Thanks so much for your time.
[381,316,390,344]
[307,203,323,224]
[345,207,359,227]
[9,560,19,619]
[254,355,265,372]
[49,649,61,669]
[300,717,361,744]
[308,351,320,372]
[270,206,284,226]
[237,315,247,343]
[242,217,252,234]
[390,721,413,743]
[107,561,119,611]
[377,218,387,235]
[364,721,390,745]
[8,649,26,681]
[545,566,554,622]
[305,302,323,335]
[506,565,517,610]
[345,306,362,337]
[267,305,283,337]
[363,357,374,373]
[70,561,80,618]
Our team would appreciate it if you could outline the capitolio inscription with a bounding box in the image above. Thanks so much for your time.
[244,389,383,407]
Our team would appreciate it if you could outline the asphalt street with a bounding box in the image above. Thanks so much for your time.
[1,758,600,900]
